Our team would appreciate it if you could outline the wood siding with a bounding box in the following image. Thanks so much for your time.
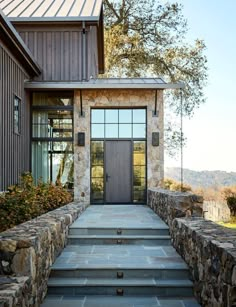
[15,25,99,82]
[0,41,30,191]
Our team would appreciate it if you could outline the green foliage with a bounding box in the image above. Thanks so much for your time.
[0,173,72,232]
[162,178,192,192]
[103,0,208,155]
[222,186,236,216]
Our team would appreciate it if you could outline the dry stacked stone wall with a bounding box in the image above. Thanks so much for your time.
[148,188,236,307]
[0,202,88,307]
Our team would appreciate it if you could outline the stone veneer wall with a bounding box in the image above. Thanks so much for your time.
[74,89,164,203]
[148,188,236,307]
[0,202,88,307]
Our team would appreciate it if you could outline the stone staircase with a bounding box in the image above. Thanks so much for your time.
[41,205,200,307]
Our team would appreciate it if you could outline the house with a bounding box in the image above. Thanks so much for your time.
[0,0,183,204]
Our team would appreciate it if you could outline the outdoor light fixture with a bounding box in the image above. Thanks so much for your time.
[152,90,159,117]
[152,132,159,146]
[78,132,85,146]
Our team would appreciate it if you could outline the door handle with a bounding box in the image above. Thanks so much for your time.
[106,173,111,182]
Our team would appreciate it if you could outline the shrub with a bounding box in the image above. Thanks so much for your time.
[0,173,72,232]
[222,186,236,217]
[162,178,192,192]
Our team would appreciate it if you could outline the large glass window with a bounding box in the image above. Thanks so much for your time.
[91,109,146,139]
[32,92,73,187]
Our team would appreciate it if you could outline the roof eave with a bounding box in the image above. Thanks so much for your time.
[24,81,185,90]
[0,12,41,77]
[9,16,100,23]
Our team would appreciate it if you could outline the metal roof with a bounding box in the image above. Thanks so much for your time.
[24,78,185,89]
[0,9,41,76]
[0,0,103,21]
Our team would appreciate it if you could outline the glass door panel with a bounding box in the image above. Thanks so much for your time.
[133,141,146,203]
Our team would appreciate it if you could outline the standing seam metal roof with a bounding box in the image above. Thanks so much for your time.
[0,0,103,20]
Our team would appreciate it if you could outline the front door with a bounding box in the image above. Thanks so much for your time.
[90,108,147,204]
[105,141,132,203]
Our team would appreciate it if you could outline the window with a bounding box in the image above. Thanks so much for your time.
[90,108,147,203]
[32,92,74,187]
[14,96,21,134]
[91,109,146,139]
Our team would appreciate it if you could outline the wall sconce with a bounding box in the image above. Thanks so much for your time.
[152,132,159,146]
[78,132,85,146]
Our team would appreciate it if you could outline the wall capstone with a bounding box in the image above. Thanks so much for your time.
[0,202,89,307]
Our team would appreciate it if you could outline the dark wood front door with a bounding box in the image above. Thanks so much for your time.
[105,141,132,203]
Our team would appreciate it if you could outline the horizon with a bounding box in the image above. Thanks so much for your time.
[164,166,236,174]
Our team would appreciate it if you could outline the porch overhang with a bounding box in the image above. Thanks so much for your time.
[24,78,185,90]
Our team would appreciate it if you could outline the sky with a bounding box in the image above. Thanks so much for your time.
[164,0,236,172]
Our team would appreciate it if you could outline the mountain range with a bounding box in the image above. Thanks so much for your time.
[165,167,236,188]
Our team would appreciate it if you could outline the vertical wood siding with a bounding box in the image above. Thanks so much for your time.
[0,43,30,191]
[16,25,99,82]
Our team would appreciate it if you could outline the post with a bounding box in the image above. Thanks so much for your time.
[180,89,183,192]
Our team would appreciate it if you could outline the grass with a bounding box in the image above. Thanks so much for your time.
[218,217,236,229]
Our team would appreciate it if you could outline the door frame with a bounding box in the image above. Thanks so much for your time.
[90,107,148,204]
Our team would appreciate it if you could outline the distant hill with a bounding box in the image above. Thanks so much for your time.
[165,167,236,188]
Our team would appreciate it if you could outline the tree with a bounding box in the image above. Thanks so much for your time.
[103,0,208,155]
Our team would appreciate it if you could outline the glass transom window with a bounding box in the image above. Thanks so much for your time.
[91,109,146,139]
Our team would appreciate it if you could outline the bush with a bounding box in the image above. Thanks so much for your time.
[162,178,192,192]
[0,173,72,232]
[221,186,236,217]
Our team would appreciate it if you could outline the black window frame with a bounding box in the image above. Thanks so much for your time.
[31,91,74,184]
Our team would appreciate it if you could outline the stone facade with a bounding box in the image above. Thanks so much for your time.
[148,188,236,307]
[0,202,88,307]
[74,89,164,203]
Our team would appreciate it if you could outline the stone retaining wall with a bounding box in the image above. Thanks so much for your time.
[148,188,236,307]
[147,188,203,227]
[0,202,89,307]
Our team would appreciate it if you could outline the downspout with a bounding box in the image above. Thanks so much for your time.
[82,21,87,81]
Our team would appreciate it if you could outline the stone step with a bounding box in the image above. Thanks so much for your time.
[67,235,171,245]
[69,227,169,236]
[41,295,201,307]
[50,267,190,280]
[47,278,194,297]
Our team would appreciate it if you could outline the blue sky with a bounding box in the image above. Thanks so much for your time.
[165,0,236,172]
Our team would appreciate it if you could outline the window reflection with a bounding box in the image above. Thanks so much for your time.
[91,141,104,203]
[91,178,104,201]
[133,141,146,203]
